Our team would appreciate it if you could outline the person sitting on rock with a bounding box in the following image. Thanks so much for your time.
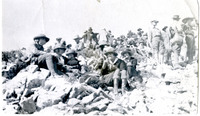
[121,49,142,84]
[121,49,139,78]
[65,49,81,71]
[2,34,50,79]
[101,47,129,95]
[38,43,69,77]
[94,40,110,75]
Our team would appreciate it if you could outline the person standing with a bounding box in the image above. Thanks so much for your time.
[148,20,164,64]
[161,26,172,65]
[170,15,184,67]
[74,35,84,51]
[182,17,196,64]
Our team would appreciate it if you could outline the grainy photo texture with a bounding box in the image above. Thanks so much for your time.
[1,0,199,115]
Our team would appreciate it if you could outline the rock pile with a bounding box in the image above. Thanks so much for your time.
[2,61,198,115]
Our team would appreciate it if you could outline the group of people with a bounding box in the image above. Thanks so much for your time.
[2,15,198,96]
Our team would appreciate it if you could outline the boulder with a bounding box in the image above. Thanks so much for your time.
[36,77,72,109]
[19,97,36,114]
[81,92,98,105]
[67,98,81,107]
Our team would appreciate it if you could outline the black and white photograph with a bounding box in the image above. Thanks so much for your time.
[1,0,199,115]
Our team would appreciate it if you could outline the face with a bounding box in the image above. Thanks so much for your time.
[56,48,65,55]
[123,53,131,60]
[38,39,47,45]
[151,22,157,27]
[67,53,75,59]
[106,53,116,62]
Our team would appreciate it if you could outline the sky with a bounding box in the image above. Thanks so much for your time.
[2,0,199,51]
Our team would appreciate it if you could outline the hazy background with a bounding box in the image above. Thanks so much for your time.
[2,0,198,51]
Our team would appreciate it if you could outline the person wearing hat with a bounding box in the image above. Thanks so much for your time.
[2,34,50,79]
[182,17,196,64]
[56,38,62,44]
[102,47,128,95]
[55,38,66,48]
[94,40,109,75]
[137,28,144,38]
[141,33,148,47]
[127,30,134,39]
[74,35,84,51]
[121,49,139,79]
[161,26,172,65]
[111,38,118,48]
[148,20,163,63]
[173,15,180,21]
[40,43,68,76]
[170,15,184,67]
[82,28,95,49]
[65,49,81,71]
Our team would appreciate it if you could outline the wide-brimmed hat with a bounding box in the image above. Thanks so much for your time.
[173,15,180,20]
[137,28,142,31]
[66,44,72,48]
[74,35,82,41]
[56,38,62,41]
[121,48,134,56]
[162,26,168,31]
[53,43,66,52]
[151,20,159,23]
[65,49,77,57]
[104,47,117,56]
[182,17,194,24]
[34,34,50,42]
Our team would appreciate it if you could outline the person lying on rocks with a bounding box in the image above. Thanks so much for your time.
[101,47,130,95]
[2,34,50,79]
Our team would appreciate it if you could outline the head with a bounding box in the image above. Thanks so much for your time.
[54,48,66,55]
[173,15,180,21]
[121,49,133,60]
[104,47,117,62]
[88,27,93,32]
[162,26,168,32]
[38,38,48,45]
[53,43,66,55]
[34,34,49,45]
[66,49,77,59]
[106,52,117,62]
[151,20,159,27]
[67,44,72,49]
[67,53,75,59]
[56,38,62,43]
[74,36,82,44]
[123,52,131,60]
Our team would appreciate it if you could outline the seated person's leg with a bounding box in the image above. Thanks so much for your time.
[38,54,62,76]
[113,69,120,94]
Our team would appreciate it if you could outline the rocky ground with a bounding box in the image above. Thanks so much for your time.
[1,61,198,115]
